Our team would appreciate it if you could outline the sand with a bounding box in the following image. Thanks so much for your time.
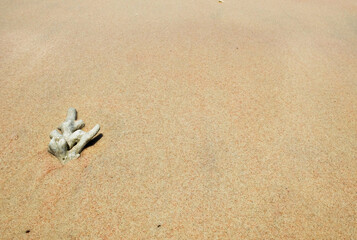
[0,0,356,239]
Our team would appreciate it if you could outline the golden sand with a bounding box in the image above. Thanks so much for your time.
[0,0,356,238]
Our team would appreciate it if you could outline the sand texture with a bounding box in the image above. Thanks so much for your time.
[0,0,356,239]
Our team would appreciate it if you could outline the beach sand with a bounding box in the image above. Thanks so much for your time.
[0,0,356,238]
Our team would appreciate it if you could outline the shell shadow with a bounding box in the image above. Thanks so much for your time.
[83,133,103,150]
